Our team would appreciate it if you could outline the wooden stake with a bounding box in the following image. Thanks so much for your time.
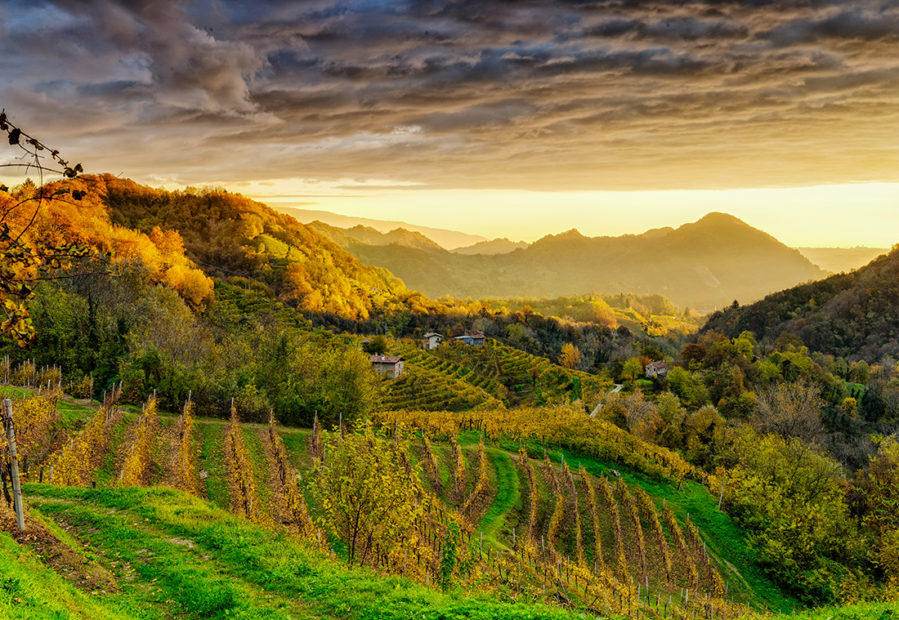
[2,399,25,532]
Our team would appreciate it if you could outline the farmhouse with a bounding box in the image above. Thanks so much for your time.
[454,330,486,346]
[422,332,443,350]
[644,360,669,378]
[369,354,404,378]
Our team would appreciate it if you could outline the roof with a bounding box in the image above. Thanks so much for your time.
[422,332,443,338]
[646,360,668,369]
[369,354,403,364]
[465,330,485,339]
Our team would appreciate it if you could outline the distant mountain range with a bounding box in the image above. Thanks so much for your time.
[306,221,444,253]
[304,211,828,311]
[703,246,899,360]
[274,207,487,250]
[795,247,888,274]
[453,238,529,255]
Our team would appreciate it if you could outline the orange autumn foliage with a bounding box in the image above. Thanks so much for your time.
[0,175,213,309]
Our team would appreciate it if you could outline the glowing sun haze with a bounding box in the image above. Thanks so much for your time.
[2,0,898,246]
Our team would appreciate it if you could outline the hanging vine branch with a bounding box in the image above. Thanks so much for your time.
[0,109,91,346]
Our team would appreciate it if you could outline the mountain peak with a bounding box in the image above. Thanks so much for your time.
[531,228,588,247]
[694,212,749,227]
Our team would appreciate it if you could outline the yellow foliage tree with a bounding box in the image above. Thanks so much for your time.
[560,343,582,370]
[312,423,423,566]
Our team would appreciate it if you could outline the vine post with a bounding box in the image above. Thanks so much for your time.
[2,398,25,532]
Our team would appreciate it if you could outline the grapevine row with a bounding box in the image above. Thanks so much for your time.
[544,454,565,559]
[598,474,630,582]
[173,398,202,495]
[46,387,122,486]
[634,487,672,583]
[460,436,489,519]
[580,465,604,573]
[267,414,319,542]
[0,391,60,468]
[421,434,442,493]
[563,459,585,567]
[451,433,467,501]
[224,404,263,522]
[119,396,159,486]
[518,446,538,556]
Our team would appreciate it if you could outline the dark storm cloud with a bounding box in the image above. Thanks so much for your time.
[2,0,899,189]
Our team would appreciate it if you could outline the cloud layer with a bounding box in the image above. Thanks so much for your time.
[2,0,899,190]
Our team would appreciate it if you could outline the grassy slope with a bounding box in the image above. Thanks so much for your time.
[21,485,574,620]
[93,413,133,487]
[781,601,899,619]
[0,532,131,620]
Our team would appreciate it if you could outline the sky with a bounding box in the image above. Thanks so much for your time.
[1,0,898,246]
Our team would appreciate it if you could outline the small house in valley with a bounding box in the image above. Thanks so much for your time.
[370,354,404,378]
[454,330,486,346]
[644,360,669,378]
[422,332,443,350]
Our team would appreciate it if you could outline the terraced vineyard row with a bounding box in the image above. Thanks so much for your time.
[380,362,505,411]
[400,428,743,618]
[433,339,611,407]
[393,341,509,401]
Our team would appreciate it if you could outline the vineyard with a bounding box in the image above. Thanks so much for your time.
[0,382,800,619]
[433,339,611,406]
[380,338,612,412]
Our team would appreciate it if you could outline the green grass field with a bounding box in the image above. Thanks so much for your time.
[16,485,575,619]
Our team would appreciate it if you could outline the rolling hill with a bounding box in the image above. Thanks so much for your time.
[306,221,444,252]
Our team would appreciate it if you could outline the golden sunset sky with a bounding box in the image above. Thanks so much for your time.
[2,1,898,246]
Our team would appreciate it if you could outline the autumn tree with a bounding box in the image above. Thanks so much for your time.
[312,424,422,566]
[362,335,389,355]
[724,428,855,602]
[621,356,643,383]
[0,110,88,345]
[751,380,825,447]
[559,342,581,369]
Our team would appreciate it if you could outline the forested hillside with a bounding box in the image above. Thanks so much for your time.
[99,175,415,322]
[703,246,899,361]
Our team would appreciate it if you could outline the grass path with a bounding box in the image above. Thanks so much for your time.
[240,426,274,521]
[27,494,315,619]
[477,448,520,549]
[196,422,228,509]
